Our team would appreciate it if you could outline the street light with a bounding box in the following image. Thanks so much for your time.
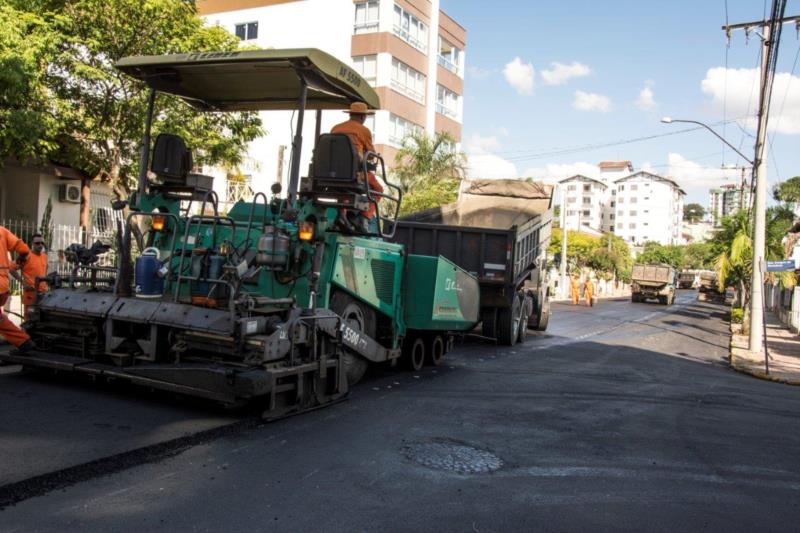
[661,116,765,355]
[660,117,753,165]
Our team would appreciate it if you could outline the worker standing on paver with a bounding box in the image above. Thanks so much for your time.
[0,225,35,352]
[10,233,48,319]
[584,276,595,307]
[570,275,580,305]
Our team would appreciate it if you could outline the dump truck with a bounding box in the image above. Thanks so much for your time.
[392,179,553,345]
[630,264,676,305]
[0,49,480,418]
[678,270,697,289]
[697,270,725,302]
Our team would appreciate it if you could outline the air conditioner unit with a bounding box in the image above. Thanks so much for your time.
[58,183,81,203]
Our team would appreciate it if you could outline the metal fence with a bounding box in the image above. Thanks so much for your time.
[1,219,117,293]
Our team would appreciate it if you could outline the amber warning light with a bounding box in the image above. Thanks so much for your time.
[298,221,314,241]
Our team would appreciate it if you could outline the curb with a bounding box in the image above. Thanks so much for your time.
[728,330,800,386]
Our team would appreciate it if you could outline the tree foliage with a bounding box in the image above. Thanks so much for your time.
[773,176,800,206]
[398,178,460,216]
[636,242,686,269]
[549,230,632,280]
[393,131,466,191]
[1,0,263,197]
[683,203,706,223]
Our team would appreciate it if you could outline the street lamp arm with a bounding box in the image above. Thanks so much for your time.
[661,117,754,165]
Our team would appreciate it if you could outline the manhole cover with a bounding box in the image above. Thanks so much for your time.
[403,441,503,474]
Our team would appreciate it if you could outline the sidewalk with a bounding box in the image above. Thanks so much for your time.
[730,311,800,385]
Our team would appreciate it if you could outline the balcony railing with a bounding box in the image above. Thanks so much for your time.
[437,55,460,75]
[391,79,424,104]
[393,25,427,53]
[354,21,379,34]
[436,102,458,119]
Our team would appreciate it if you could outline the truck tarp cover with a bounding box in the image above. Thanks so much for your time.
[402,179,553,229]
[632,264,673,284]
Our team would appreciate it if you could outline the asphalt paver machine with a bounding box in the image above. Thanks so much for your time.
[0,50,480,418]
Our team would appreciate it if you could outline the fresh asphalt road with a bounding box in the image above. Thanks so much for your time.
[2,290,800,531]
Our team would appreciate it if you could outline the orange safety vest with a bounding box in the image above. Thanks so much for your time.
[0,226,31,294]
[14,251,48,305]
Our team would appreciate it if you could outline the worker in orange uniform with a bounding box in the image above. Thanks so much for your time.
[570,275,580,305]
[584,276,595,307]
[10,233,48,319]
[331,102,384,226]
[0,225,35,352]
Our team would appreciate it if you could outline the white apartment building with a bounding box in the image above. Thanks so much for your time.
[197,0,466,207]
[559,175,610,233]
[598,161,632,232]
[613,171,685,245]
[709,183,750,226]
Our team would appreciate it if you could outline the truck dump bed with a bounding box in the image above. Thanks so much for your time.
[631,264,674,285]
[392,179,553,309]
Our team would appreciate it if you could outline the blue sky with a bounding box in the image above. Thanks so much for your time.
[440,0,800,205]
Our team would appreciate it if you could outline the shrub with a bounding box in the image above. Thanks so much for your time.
[731,307,744,324]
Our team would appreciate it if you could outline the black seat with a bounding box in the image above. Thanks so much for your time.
[311,134,364,192]
[151,133,193,184]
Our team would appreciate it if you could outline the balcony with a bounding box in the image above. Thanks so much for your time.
[354,21,379,34]
[437,55,459,75]
[393,25,427,53]
[391,80,424,104]
[436,103,457,119]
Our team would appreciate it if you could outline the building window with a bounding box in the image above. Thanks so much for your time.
[630,184,638,191]
[610,201,615,207]
[583,184,591,192]
[567,184,576,191]
[388,113,423,146]
[352,55,377,85]
[611,189,616,195]
[391,58,426,103]
[235,21,258,41]
[582,197,591,205]
[618,197,624,204]
[618,185,624,191]
[629,210,637,216]
[567,210,576,216]
[438,36,461,74]
[644,196,649,200]
[566,197,576,204]
[617,210,623,217]
[630,197,637,204]
[582,210,590,216]
[582,221,590,227]
[354,1,380,34]
[610,214,615,220]
[393,5,428,52]
[436,84,459,119]
[629,223,636,229]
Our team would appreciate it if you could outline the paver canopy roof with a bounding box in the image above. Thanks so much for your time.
[115,48,380,111]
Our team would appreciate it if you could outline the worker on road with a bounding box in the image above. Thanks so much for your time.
[10,233,48,319]
[331,102,384,225]
[0,225,35,352]
[584,277,595,307]
[570,275,580,305]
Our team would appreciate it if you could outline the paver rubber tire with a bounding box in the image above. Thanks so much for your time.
[330,292,375,386]
[429,335,445,367]
[496,297,521,346]
[404,337,425,371]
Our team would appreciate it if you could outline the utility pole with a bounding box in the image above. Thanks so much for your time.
[560,186,568,299]
[722,13,800,353]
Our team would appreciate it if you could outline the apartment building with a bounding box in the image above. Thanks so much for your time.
[559,175,609,233]
[709,183,750,226]
[614,171,685,245]
[197,0,466,205]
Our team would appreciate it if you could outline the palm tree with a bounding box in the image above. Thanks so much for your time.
[393,131,466,191]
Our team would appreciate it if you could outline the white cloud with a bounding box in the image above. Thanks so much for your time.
[503,57,535,95]
[467,66,491,80]
[635,86,657,110]
[663,152,742,190]
[541,62,591,85]
[522,162,601,185]
[467,154,519,180]
[573,90,611,112]
[701,66,800,134]
[466,133,502,155]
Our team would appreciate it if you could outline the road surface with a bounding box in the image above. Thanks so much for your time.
[1,290,799,531]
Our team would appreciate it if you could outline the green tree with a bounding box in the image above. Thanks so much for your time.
[2,0,263,198]
[773,176,800,207]
[398,178,460,216]
[636,242,685,269]
[682,242,716,270]
[683,203,706,223]
[393,131,466,191]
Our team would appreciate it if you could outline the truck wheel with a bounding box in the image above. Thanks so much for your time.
[658,295,667,305]
[517,294,528,343]
[536,300,550,331]
[429,335,445,367]
[330,292,375,386]
[404,337,425,371]
[481,308,497,338]
[496,297,521,346]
